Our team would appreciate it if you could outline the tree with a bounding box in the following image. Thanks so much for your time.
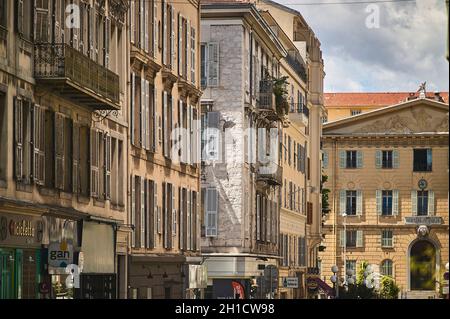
[379,276,400,299]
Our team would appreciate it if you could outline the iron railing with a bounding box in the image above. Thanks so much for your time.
[286,50,308,83]
[34,43,119,104]
[258,79,276,111]
[288,102,309,117]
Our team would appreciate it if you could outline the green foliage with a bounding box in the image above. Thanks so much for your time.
[321,174,330,215]
[379,276,400,299]
[271,76,289,116]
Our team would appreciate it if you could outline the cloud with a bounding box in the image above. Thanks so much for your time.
[276,0,449,92]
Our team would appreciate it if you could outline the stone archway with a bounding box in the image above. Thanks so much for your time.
[409,240,437,291]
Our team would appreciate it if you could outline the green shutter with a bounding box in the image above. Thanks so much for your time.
[375,150,382,169]
[428,191,435,216]
[339,150,346,169]
[376,190,382,215]
[393,190,399,216]
[411,190,417,216]
[393,150,399,168]
[356,190,363,216]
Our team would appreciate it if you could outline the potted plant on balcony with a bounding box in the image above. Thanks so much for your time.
[272,75,289,116]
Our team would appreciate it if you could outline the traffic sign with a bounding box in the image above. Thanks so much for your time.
[282,277,299,288]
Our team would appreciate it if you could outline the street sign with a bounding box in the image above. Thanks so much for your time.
[282,277,299,288]
[443,286,449,295]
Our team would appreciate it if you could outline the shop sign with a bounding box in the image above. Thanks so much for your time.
[0,214,43,246]
[404,216,443,225]
[307,278,318,290]
[188,265,207,289]
[282,277,299,288]
[48,240,74,268]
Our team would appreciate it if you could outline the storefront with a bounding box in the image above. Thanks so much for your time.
[0,212,44,299]
[184,262,207,299]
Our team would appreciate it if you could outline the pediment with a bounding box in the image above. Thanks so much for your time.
[324,99,449,135]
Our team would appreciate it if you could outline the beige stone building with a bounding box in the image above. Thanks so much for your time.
[256,0,325,299]
[0,0,130,299]
[319,96,449,299]
[127,0,204,299]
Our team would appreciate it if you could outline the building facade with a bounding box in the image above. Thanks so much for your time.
[200,1,287,299]
[126,0,205,299]
[0,0,130,299]
[256,0,325,299]
[319,96,449,299]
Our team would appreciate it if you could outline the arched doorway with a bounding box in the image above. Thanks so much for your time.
[409,240,436,290]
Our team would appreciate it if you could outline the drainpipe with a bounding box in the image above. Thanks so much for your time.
[332,138,338,275]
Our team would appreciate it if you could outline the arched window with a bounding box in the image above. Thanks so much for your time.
[381,259,393,277]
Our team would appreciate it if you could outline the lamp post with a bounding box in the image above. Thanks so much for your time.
[330,265,339,299]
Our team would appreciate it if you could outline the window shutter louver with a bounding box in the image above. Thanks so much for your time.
[151,86,157,152]
[323,151,328,169]
[14,98,24,182]
[393,190,399,216]
[339,230,345,247]
[162,0,167,65]
[356,190,363,216]
[141,177,145,248]
[428,191,435,216]
[376,190,382,215]
[375,150,382,169]
[145,80,150,151]
[72,122,80,194]
[163,91,168,157]
[339,190,346,215]
[393,150,399,168]
[178,13,182,76]
[104,133,111,199]
[33,105,45,185]
[191,26,196,84]
[55,113,65,190]
[153,0,157,57]
[171,6,175,69]
[357,151,363,168]
[411,190,417,216]
[90,128,99,197]
[131,73,135,145]
[339,150,346,169]
[130,0,135,44]
[206,188,218,237]
[179,187,184,250]
[207,43,219,86]
[356,230,363,247]
[172,185,177,240]
[187,189,191,250]
[144,0,149,53]
[140,77,145,148]
[104,17,110,67]
[35,0,50,42]
[256,194,261,241]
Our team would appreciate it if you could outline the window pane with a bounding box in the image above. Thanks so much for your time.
[414,149,431,171]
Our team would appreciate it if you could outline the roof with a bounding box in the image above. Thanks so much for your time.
[324,92,449,107]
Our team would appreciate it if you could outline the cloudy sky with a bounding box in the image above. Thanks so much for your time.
[276,0,449,92]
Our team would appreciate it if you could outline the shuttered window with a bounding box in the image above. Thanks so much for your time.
[33,105,45,185]
[205,187,218,237]
[35,0,50,42]
[200,42,219,87]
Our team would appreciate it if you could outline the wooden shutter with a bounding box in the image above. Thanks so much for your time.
[104,133,111,199]
[393,150,399,168]
[104,17,110,67]
[90,128,99,197]
[131,175,136,248]
[411,190,417,216]
[172,185,177,242]
[14,98,24,181]
[375,150,382,169]
[179,187,184,250]
[393,190,399,216]
[144,0,149,52]
[33,105,45,185]
[339,230,345,247]
[131,73,135,145]
[207,43,219,86]
[356,190,363,216]
[191,26,196,83]
[153,0,158,57]
[356,230,363,247]
[140,177,145,248]
[163,91,169,157]
[171,6,175,68]
[145,80,151,150]
[72,122,80,194]
[339,190,346,216]
[339,150,346,169]
[35,0,50,42]
[130,0,135,43]
[428,191,435,216]
[178,13,182,76]
[376,190,382,215]
[151,86,156,152]
[206,112,220,161]
[140,77,145,148]
[16,0,24,34]
[55,113,65,190]
[357,151,363,168]
[323,151,328,169]
[256,194,261,241]
[187,189,191,250]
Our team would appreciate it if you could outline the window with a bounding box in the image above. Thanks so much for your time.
[202,112,220,162]
[413,149,432,172]
[346,230,357,248]
[417,190,428,216]
[346,151,357,168]
[351,110,361,116]
[321,116,328,124]
[380,259,393,277]
[382,190,393,216]
[382,150,393,168]
[200,42,219,87]
[298,237,306,266]
[381,230,393,248]
[0,0,7,29]
[345,260,357,275]
[13,97,32,185]
[16,0,32,39]
[346,191,357,216]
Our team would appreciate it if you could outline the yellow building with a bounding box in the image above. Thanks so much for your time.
[0,0,129,299]
[319,96,449,299]
[127,0,204,299]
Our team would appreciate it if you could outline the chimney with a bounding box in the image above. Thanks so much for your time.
[434,92,443,102]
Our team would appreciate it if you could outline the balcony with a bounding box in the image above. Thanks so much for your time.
[34,43,120,110]
[288,103,309,127]
[256,162,283,186]
[257,79,276,111]
[286,50,308,83]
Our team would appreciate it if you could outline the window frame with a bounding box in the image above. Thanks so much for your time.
[382,190,393,216]
[346,150,357,169]
[345,190,357,216]
[417,190,429,216]
[381,230,393,248]
[380,259,393,277]
[382,150,393,169]
[413,149,432,172]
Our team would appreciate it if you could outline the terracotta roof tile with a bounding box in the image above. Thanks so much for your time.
[324,92,449,107]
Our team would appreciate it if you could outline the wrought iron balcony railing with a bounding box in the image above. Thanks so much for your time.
[256,161,283,186]
[34,43,120,109]
[257,79,276,112]
[286,50,308,83]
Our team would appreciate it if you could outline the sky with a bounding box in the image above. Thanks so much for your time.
[275,0,449,93]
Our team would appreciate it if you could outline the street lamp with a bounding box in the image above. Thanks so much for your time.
[330,265,339,299]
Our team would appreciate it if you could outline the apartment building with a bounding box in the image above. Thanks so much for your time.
[126,0,205,299]
[256,0,325,298]
[0,0,129,299]
[319,96,449,299]
[199,1,287,299]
